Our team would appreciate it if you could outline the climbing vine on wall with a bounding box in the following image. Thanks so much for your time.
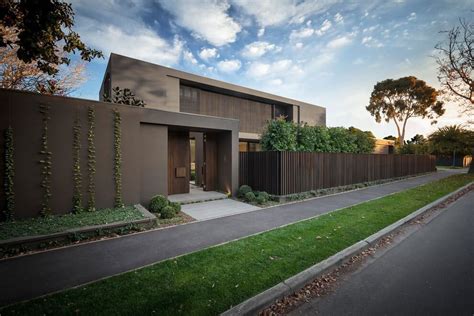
[39,104,52,216]
[87,106,96,211]
[3,126,15,221]
[72,114,83,213]
[113,109,124,208]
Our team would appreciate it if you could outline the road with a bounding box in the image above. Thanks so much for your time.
[289,189,474,316]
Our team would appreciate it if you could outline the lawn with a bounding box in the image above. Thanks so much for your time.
[0,206,144,240]
[2,174,472,315]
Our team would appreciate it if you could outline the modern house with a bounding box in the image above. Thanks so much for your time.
[99,54,326,194]
[373,139,395,154]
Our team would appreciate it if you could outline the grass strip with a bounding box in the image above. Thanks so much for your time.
[0,206,143,240]
[2,173,473,315]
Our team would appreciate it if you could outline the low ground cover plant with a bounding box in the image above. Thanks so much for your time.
[4,174,471,315]
[148,195,181,219]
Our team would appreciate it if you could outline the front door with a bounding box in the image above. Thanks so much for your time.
[203,133,218,191]
[168,131,190,195]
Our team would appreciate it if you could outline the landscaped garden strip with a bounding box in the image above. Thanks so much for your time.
[1,174,472,315]
[0,206,144,240]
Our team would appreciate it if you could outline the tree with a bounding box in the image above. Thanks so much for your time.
[0,26,85,95]
[366,76,445,145]
[383,135,397,141]
[429,125,473,166]
[260,116,297,151]
[104,87,146,107]
[327,127,357,153]
[435,17,474,173]
[348,126,376,153]
[406,134,426,145]
[0,0,102,75]
[435,18,473,112]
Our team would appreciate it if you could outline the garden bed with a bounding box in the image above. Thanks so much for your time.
[0,205,156,257]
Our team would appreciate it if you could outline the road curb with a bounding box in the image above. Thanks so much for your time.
[221,181,473,316]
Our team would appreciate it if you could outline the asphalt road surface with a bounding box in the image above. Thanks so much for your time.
[289,190,474,316]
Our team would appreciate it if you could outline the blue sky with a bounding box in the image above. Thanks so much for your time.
[69,0,472,139]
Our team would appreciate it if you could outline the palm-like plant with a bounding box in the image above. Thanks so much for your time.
[429,125,473,166]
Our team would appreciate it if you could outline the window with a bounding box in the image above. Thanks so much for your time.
[248,142,262,152]
[239,142,248,152]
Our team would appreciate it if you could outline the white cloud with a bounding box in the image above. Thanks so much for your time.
[361,36,384,48]
[408,12,416,21]
[158,0,241,46]
[183,50,198,64]
[241,41,280,58]
[257,28,265,37]
[232,0,340,27]
[217,59,242,73]
[290,26,314,40]
[198,47,219,61]
[363,25,379,33]
[269,78,283,85]
[334,12,343,23]
[295,42,304,49]
[327,36,352,49]
[315,19,332,36]
[247,59,302,78]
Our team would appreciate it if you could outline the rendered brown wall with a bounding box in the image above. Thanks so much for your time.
[0,89,239,219]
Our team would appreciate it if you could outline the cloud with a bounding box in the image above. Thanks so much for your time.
[408,12,416,21]
[269,78,283,85]
[361,36,384,48]
[315,19,332,36]
[290,26,314,40]
[217,59,242,73]
[246,59,302,78]
[334,12,343,23]
[327,36,352,49]
[158,0,241,46]
[232,0,340,27]
[183,50,198,64]
[241,41,280,58]
[257,28,265,37]
[295,42,304,49]
[199,47,219,61]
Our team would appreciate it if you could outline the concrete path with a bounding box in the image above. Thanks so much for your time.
[0,171,460,306]
[182,199,260,221]
[168,187,227,204]
[289,189,474,316]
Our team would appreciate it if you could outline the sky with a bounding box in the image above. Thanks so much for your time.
[69,0,473,139]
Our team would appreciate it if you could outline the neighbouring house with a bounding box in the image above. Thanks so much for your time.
[373,139,395,154]
[99,53,326,192]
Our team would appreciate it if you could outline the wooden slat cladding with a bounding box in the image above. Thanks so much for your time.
[168,131,190,195]
[180,85,273,134]
[239,152,436,195]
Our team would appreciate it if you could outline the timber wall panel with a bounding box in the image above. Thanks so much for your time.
[239,151,436,195]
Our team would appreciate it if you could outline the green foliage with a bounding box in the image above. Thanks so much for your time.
[72,115,83,213]
[255,191,269,205]
[429,125,473,156]
[3,126,15,220]
[237,185,252,198]
[39,104,52,216]
[244,191,256,202]
[260,116,297,151]
[87,106,96,211]
[348,126,376,153]
[170,202,181,213]
[149,195,169,213]
[113,109,123,208]
[104,87,146,107]
[366,76,445,144]
[0,0,103,75]
[260,119,375,153]
[160,205,176,219]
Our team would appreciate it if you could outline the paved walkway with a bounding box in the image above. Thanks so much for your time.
[0,171,459,306]
[182,199,260,220]
[290,189,474,315]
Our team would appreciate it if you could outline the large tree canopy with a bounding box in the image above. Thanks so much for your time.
[0,0,102,75]
[429,125,473,157]
[366,76,445,144]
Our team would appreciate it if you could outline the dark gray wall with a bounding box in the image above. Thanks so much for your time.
[0,89,239,218]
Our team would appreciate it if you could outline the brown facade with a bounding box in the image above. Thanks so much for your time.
[239,151,436,195]
[101,53,326,141]
[0,89,239,219]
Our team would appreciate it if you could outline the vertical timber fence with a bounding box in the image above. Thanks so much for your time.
[239,152,436,195]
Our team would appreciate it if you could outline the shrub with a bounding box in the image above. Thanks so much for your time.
[238,185,252,198]
[244,191,256,203]
[170,201,181,213]
[256,191,269,203]
[255,195,267,205]
[149,195,168,213]
[160,205,176,219]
